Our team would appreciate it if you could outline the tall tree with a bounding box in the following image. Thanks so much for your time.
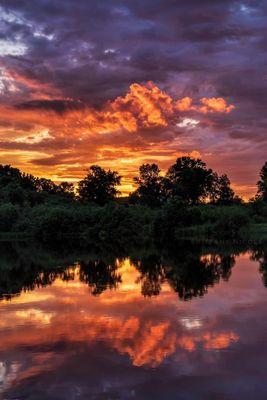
[0,165,36,191]
[211,173,238,205]
[0,165,37,205]
[78,165,121,205]
[257,162,267,201]
[132,163,165,207]
[165,157,214,204]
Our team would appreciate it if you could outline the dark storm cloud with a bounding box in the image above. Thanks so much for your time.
[17,99,86,114]
[0,0,265,105]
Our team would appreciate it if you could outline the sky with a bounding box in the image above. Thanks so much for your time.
[0,0,266,198]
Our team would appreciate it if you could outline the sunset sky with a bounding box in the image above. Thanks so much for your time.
[0,1,266,198]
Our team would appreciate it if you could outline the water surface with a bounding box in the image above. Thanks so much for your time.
[0,244,267,399]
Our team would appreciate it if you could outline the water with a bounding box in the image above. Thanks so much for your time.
[1,243,267,399]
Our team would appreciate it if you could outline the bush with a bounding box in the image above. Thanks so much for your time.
[14,203,154,247]
[249,199,267,222]
[15,205,79,242]
[152,197,202,245]
[0,203,19,231]
[82,204,154,247]
[213,207,250,238]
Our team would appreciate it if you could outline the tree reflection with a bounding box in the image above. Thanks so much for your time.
[0,242,123,300]
[79,259,122,295]
[0,263,77,301]
[166,252,235,300]
[133,245,236,300]
[135,254,165,297]
[251,244,267,287]
[0,242,78,300]
[0,241,239,301]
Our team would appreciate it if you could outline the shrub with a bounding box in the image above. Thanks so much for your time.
[152,197,202,245]
[213,207,250,238]
[0,203,19,231]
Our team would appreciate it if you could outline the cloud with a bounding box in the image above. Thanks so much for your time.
[17,99,86,114]
[14,129,53,144]
[0,40,27,56]
[0,81,236,193]
[199,98,235,114]
[177,118,200,128]
[13,82,235,135]
[0,0,265,198]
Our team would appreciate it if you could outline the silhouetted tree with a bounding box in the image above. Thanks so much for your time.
[35,178,58,194]
[211,173,240,205]
[165,157,214,204]
[132,163,165,207]
[0,165,76,206]
[0,165,37,205]
[78,165,121,205]
[0,165,35,190]
[57,182,75,199]
[257,162,267,201]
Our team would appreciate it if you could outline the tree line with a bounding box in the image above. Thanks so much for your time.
[0,157,267,244]
[1,156,267,207]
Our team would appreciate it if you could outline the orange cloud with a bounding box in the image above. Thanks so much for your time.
[0,81,234,137]
[0,81,238,195]
[83,82,175,133]
[176,96,194,111]
[198,97,235,114]
[83,83,235,133]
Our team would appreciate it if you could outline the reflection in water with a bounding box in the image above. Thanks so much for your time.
[251,247,267,287]
[134,250,235,300]
[1,242,267,399]
[79,259,122,295]
[0,242,237,301]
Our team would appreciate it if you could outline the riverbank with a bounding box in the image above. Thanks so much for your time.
[0,202,266,247]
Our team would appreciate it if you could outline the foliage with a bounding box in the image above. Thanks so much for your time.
[165,157,214,204]
[211,173,241,205]
[78,165,121,205]
[131,163,166,207]
[0,160,266,244]
[0,164,75,205]
[0,203,19,231]
[212,207,250,238]
[152,197,202,244]
[257,162,267,201]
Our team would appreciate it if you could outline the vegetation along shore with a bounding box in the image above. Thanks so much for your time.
[0,156,267,247]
